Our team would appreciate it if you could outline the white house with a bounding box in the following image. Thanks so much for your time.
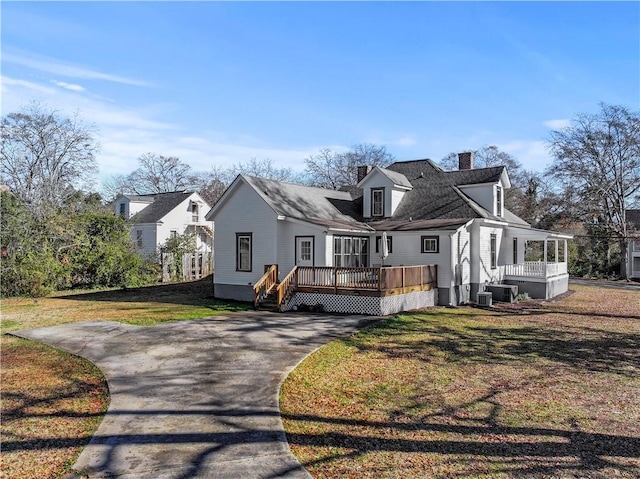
[627,209,640,280]
[113,191,213,265]
[205,154,572,312]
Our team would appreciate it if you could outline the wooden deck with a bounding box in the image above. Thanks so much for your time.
[275,265,437,306]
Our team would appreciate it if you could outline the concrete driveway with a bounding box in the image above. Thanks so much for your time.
[13,311,373,479]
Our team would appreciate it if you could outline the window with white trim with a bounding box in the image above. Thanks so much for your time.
[496,186,503,217]
[333,236,369,267]
[372,188,384,217]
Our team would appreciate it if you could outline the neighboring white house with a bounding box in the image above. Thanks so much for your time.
[205,153,572,309]
[627,209,640,280]
[113,191,214,263]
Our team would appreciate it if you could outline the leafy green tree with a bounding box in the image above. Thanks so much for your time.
[160,231,196,281]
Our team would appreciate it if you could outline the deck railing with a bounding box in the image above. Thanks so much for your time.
[296,265,437,292]
[253,264,278,308]
[503,261,567,278]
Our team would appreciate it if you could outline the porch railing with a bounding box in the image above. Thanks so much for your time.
[503,261,567,278]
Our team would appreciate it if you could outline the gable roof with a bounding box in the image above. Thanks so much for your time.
[211,175,371,230]
[358,166,413,189]
[380,159,525,225]
[127,191,197,223]
[208,159,529,232]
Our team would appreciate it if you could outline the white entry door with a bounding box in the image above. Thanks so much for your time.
[296,237,314,267]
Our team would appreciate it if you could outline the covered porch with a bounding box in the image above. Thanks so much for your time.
[499,229,572,299]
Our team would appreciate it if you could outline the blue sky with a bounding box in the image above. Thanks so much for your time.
[2,1,639,185]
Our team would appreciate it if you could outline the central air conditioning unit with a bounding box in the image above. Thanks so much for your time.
[485,284,518,303]
[477,291,493,306]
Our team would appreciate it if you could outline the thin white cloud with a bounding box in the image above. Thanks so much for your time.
[3,50,151,87]
[498,140,552,172]
[543,119,571,129]
[1,75,57,96]
[52,81,86,92]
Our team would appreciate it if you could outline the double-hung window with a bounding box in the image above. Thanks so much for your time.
[191,202,199,222]
[421,236,439,253]
[496,186,503,217]
[371,188,384,217]
[490,234,497,269]
[236,233,252,272]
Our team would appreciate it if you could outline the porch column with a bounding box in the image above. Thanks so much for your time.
[555,240,559,263]
[544,240,548,263]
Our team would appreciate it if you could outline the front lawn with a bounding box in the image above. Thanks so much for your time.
[0,277,249,479]
[281,285,640,478]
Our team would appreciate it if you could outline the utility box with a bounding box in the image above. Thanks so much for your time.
[485,284,518,303]
[477,291,493,307]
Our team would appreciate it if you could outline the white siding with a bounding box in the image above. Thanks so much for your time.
[391,189,406,216]
[458,184,494,213]
[276,221,327,278]
[213,181,278,286]
[128,200,151,218]
[360,170,408,218]
[131,224,158,259]
[474,225,504,284]
[370,231,452,289]
[451,225,471,287]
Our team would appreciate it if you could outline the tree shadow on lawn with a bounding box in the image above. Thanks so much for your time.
[283,409,640,478]
[4,405,640,479]
[52,275,250,311]
[346,310,640,378]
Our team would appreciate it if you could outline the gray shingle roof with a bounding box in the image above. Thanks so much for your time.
[237,159,529,232]
[242,176,370,230]
[377,167,413,188]
[129,191,194,223]
[381,159,528,226]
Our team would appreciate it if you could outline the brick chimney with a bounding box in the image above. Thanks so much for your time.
[357,165,373,183]
[458,152,474,170]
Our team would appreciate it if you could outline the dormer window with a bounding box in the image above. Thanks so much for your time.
[190,202,199,222]
[496,186,503,217]
[119,203,126,218]
[372,188,384,217]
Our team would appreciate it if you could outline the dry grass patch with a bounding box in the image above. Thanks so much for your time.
[1,277,249,479]
[1,337,108,479]
[281,285,640,478]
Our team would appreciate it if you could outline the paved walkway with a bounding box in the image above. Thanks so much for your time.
[13,312,373,479]
[569,277,640,291]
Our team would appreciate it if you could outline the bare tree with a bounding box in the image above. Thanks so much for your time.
[547,103,640,279]
[128,153,196,194]
[102,153,200,199]
[305,143,395,189]
[1,102,99,215]
[226,157,302,183]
